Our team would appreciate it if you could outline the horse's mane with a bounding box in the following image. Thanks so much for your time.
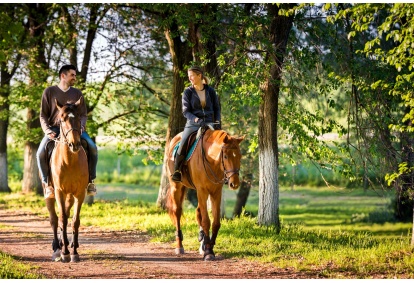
[205,130,229,145]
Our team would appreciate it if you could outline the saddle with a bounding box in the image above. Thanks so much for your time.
[173,131,201,163]
[45,138,90,177]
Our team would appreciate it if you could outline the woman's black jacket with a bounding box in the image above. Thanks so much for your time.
[182,84,221,123]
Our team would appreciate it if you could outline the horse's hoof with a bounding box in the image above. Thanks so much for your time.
[61,253,71,263]
[52,249,61,262]
[175,247,184,254]
[70,254,80,262]
[204,254,215,261]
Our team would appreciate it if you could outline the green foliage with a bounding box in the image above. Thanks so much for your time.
[0,4,25,61]
[6,145,24,184]
[331,3,414,185]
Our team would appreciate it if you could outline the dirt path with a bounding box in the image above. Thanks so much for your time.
[0,208,316,279]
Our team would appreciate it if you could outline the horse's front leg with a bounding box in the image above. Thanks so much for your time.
[70,197,83,262]
[45,197,61,261]
[56,191,71,263]
[65,194,74,218]
[208,189,223,256]
[196,192,215,261]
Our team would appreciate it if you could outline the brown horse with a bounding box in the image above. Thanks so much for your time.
[43,98,89,262]
[166,127,243,261]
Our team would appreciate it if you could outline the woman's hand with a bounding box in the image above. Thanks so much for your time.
[197,119,206,127]
[214,121,221,130]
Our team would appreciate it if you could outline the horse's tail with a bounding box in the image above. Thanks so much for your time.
[165,183,186,226]
[165,182,172,209]
[165,184,176,225]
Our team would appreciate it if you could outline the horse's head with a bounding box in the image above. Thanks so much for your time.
[55,98,83,153]
[221,134,244,190]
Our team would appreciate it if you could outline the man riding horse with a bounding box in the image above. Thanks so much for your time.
[36,64,98,199]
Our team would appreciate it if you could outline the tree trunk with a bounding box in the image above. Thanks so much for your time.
[60,5,78,67]
[0,64,11,193]
[156,21,191,208]
[80,4,100,83]
[412,202,414,245]
[22,141,42,194]
[397,110,414,222]
[258,84,280,228]
[257,4,294,228]
[233,174,252,218]
[22,3,49,194]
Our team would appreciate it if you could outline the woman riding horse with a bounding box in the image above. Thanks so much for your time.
[167,127,243,261]
[171,66,221,182]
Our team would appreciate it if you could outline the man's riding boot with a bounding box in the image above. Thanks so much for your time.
[171,154,186,182]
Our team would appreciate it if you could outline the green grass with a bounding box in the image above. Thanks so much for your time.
[1,186,413,278]
[0,251,44,279]
[96,183,158,203]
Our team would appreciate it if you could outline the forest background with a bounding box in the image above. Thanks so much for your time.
[1,3,414,236]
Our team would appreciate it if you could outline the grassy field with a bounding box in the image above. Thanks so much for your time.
[1,185,413,278]
[96,183,410,237]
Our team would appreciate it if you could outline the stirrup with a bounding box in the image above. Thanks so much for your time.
[171,170,182,182]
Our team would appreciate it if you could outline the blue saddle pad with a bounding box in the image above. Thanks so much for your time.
[173,136,200,161]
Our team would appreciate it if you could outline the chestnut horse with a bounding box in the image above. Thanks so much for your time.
[166,127,243,261]
[43,98,89,262]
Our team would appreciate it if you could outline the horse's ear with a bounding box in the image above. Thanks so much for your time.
[234,135,244,145]
[223,135,229,144]
[74,97,83,107]
[55,99,62,111]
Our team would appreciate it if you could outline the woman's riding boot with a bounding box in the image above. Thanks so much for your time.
[171,154,186,182]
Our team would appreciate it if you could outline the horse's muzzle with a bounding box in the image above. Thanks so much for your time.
[228,177,240,190]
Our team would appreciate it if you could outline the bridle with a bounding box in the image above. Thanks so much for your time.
[221,144,241,180]
[54,112,81,145]
[201,133,240,185]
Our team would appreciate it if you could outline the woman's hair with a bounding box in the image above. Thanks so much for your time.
[188,66,209,85]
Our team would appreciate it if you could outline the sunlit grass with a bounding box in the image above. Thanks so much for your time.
[0,251,44,279]
[96,183,158,203]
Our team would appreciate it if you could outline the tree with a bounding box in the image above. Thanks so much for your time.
[342,3,414,241]
[21,3,51,194]
[131,4,226,208]
[10,3,172,196]
[0,4,25,193]
[325,4,414,223]
[256,4,295,228]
